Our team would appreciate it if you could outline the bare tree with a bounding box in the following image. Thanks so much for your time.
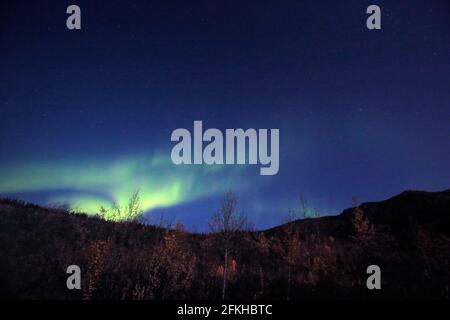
[299,194,320,218]
[125,190,143,221]
[99,190,144,222]
[282,208,301,300]
[208,191,248,300]
[299,195,309,219]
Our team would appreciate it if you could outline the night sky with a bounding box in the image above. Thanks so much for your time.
[1,0,449,230]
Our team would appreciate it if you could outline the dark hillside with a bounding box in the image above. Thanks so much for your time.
[0,190,449,300]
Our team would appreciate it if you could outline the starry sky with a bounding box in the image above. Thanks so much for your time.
[0,0,449,230]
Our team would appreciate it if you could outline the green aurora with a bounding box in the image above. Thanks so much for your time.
[0,154,248,217]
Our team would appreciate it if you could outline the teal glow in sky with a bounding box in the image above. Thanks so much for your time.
[0,154,248,216]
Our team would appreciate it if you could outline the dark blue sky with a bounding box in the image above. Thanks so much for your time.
[1,0,449,230]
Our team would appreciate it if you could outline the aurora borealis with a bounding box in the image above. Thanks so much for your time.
[1,0,449,229]
[0,153,247,215]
